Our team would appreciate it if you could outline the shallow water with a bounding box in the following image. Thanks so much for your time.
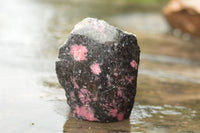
[0,0,200,133]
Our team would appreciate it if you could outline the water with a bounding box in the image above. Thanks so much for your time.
[0,0,200,132]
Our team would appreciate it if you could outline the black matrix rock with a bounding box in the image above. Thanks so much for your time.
[56,18,140,122]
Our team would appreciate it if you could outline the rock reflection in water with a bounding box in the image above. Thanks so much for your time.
[62,102,196,133]
[64,113,131,133]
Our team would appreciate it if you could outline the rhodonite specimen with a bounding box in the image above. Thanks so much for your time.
[56,18,140,122]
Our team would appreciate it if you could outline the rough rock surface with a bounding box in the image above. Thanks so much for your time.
[56,18,140,122]
[164,0,200,37]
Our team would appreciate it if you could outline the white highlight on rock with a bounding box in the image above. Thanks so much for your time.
[71,17,133,44]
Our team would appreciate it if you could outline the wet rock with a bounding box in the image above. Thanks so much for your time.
[56,18,140,122]
[163,0,200,37]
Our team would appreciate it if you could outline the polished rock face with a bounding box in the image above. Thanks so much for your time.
[56,18,140,122]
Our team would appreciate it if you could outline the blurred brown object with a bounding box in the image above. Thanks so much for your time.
[163,0,200,37]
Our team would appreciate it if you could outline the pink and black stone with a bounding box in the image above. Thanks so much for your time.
[56,18,140,122]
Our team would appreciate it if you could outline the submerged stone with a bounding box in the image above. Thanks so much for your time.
[56,18,140,122]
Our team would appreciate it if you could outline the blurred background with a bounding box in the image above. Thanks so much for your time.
[0,0,200,133]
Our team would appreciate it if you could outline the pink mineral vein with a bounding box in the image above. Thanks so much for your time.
[117,89,123,97]
[109,108,118,117]
[117,112,124,121]
[117,87,128,101]
[125,76,134,84]
[130,60,138,69]
[90,63,102,75]
[114,72,118,77]
[70,44,88,61]
[107,79,112,87]
[78,88,91,104]
[71,78,79,89]
[111,100,117,108]
[73,106,98,121]
[68,91,75,105]
[92,97,97,102]
[70,91,75,99]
